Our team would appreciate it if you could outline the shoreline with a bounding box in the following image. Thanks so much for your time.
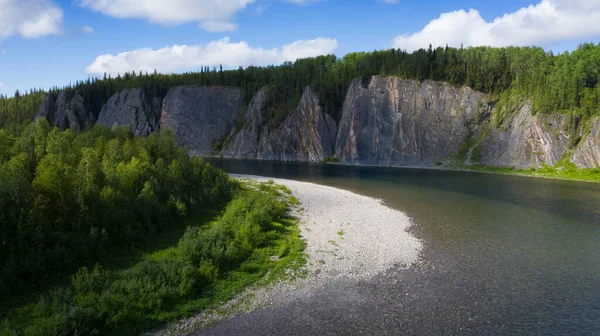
[206,155,600,184]
[151,174,422,335]
[231,174,422,280]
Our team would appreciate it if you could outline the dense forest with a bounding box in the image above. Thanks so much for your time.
[1,43,600,129]
[0,119,231,300]
[1,119,305,335]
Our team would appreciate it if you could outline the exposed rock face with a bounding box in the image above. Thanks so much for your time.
[36,91,91,131]
[161,86,243,156]
[37,93,57,122]
[35,77,600,169]
[571,118,600,168]
[335,76,488,166]
[220,87,268,159]
[257,86,337,161]
[477,104,570,169]
[221,86,337,162]
[96,89,161,137]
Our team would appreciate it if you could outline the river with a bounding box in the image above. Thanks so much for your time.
[200,159,600,335]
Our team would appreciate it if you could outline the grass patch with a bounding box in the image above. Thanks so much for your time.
[277,184,292,195]
[1,182,306,336]
[468,161,600,182]
[323,156,340,164]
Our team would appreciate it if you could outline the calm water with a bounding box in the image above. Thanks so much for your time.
[205,159,600,335]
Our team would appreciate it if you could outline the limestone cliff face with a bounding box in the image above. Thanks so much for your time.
[571,118,600,168]
[36,78,600,169]
[161,86,243,156]
[36,91,91,131]
[477,104,570,169]
[220,87,268,159]
[96,89,161,137]
[257,86,337,161]
[335,77,488,166]
[221,86,337,162]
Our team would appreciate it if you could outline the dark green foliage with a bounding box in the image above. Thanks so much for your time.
[0,119,232,303]
[0,90,45,128]
[3,43,600,130]
[2,187,302,336]
[178,193,287,267]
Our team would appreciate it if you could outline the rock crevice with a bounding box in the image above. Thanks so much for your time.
[36,91,91,131]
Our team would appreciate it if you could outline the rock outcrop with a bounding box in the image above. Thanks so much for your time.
[477,104,570,169]
[259,86,337,161]
[36,91,91,131]
[161,86,243,156]
[96,89,161,137]
[571,118,600,168]
[35,77,600,169]
[335,77,488,166]
[221,86,337,162]
[220,87,268,159]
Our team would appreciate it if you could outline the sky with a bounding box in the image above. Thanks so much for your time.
[1,0,600,96]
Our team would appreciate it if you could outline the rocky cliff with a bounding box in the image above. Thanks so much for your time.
[37,77,600,169]
[96,89,161,137]
[477,103,570,169]
[160,86,243,156]
[335,77,488,166]
[36,91,91,131]
[219,87,268,159]
[221,86,337,162]
[571,118,600,168]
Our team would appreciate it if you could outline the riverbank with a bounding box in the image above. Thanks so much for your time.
[234,175,422,281]
[208,156,600,183]
[152,175,422,335]
[188,167,600,336]
[321,161,600,183]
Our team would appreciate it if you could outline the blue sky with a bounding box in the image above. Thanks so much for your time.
[1,0,600,96]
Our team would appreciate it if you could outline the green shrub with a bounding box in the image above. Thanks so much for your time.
[2,181,305,335]
[179,192,286,268]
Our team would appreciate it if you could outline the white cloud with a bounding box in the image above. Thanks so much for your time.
[81,25,95,34]
[282,0,323,4]
[77,0,253,31]
[78,0,324,30]
[199,21,238,32]
[392,0,600,51]
[0,82,4,88]
[0,0,63,40]
[86,37,338,77]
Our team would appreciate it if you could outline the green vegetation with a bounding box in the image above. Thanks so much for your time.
[3,43,600,129]
[468,162,600,183]
[0,119,231,303]
[323,156,340,164]
[1,182,305,335]
[0,119,306,335]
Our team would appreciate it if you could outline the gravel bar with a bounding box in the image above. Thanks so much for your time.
[233,175,422,282]
[150,174,422,335]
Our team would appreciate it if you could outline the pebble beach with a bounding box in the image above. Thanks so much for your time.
[151,175,422,335]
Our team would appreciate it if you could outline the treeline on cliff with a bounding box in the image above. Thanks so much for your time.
[1,43,600,128]
[0,119,232,299]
